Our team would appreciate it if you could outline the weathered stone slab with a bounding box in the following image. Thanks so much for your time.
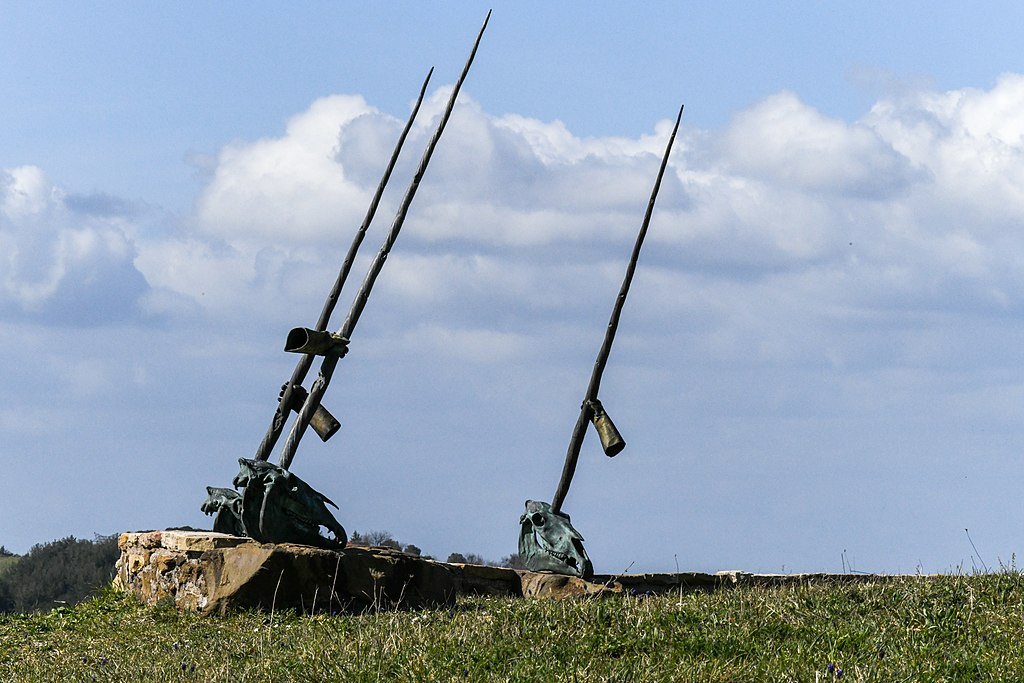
[596,571,721,595]
[713,570,915,587]
[115,530,458,615]
[520,569,926,600]
[520,571,621,599]
[115,530,931,613]
[445,562,523,596]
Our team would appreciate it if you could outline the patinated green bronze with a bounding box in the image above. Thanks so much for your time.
[520,105,684,577]
[201,487,245,537]
[519,500,593,579]
[202,459,346,549]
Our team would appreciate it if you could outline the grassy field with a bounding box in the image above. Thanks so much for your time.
[2,571,1023,681]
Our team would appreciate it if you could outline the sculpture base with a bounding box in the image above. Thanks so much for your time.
[114,530,915,614]
[114,530,464,615]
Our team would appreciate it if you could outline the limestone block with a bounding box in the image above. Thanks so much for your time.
[446,562,522,596]
[115,529,917,615]
[520,571,622,599]
[116,531,458,615]
[603,571,721,594]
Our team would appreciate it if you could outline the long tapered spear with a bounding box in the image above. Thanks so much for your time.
[252,67,435,463]
[277,10,491,470]
[550,104,684,513]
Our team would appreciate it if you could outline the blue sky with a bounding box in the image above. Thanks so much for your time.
[4,2,1024,574]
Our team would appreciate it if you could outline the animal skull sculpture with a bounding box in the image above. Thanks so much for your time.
[202,458,347,550]
[201,486,245,537]
[519,499,593,579]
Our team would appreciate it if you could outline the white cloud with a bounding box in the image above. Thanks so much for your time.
[195,95,378,242]
[718,91,917,198]
[121,75,1024,377]
[15,75,1024,353]
[134,238,253,310]
[868,73,1024,229]
[400,323,537,364]
[0,166,147,322]
[370,251,624,339]
[194,90,688,251]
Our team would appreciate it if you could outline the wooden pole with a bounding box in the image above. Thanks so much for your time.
[551,104,684,512]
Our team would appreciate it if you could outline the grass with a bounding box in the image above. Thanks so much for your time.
[2,571,1024,681]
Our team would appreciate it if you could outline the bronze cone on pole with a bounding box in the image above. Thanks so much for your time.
[588,399,625,457]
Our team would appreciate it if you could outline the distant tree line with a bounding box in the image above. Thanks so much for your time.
[0,536,119,613]
[347,530,524,569]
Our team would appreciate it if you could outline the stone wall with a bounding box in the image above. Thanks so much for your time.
[115,530,919,615]
[115,530,464,615]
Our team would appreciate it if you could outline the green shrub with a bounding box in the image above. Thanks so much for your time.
[0,535,119,613]
[0,555,19,577]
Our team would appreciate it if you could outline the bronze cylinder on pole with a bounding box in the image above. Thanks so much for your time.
[587,400,625,457]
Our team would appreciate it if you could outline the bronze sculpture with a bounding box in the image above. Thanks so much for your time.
[203,459,346,549]
[520,105,684,578]
[201,487,245,537]
[519,500,592,576]
[203,13,491,548]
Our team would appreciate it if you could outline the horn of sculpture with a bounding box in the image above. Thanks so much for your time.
[277,10,490,470]
[204,13,491,551]
[520,104,684,578]
[251,65,435,463]
[550,103,683,512]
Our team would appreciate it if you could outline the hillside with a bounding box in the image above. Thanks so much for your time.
[1,571,1023,680]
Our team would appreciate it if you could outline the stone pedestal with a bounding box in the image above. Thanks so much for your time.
[115,530,461,615]
[115,530,910,614]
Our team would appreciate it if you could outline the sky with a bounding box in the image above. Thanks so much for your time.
[3,2,1024,575]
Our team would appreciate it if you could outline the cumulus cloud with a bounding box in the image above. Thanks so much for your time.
[16,75,1024,361]
[868,73,1024,228]
[91,75,1007,384]
[195,95,378,242]
[195,88,690,251]
[0,166,149,324]
[718,91,918,198]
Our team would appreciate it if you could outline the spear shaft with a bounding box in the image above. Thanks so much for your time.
[278,11,491,470]
[253,68,435,463]
[551,104,684,513]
